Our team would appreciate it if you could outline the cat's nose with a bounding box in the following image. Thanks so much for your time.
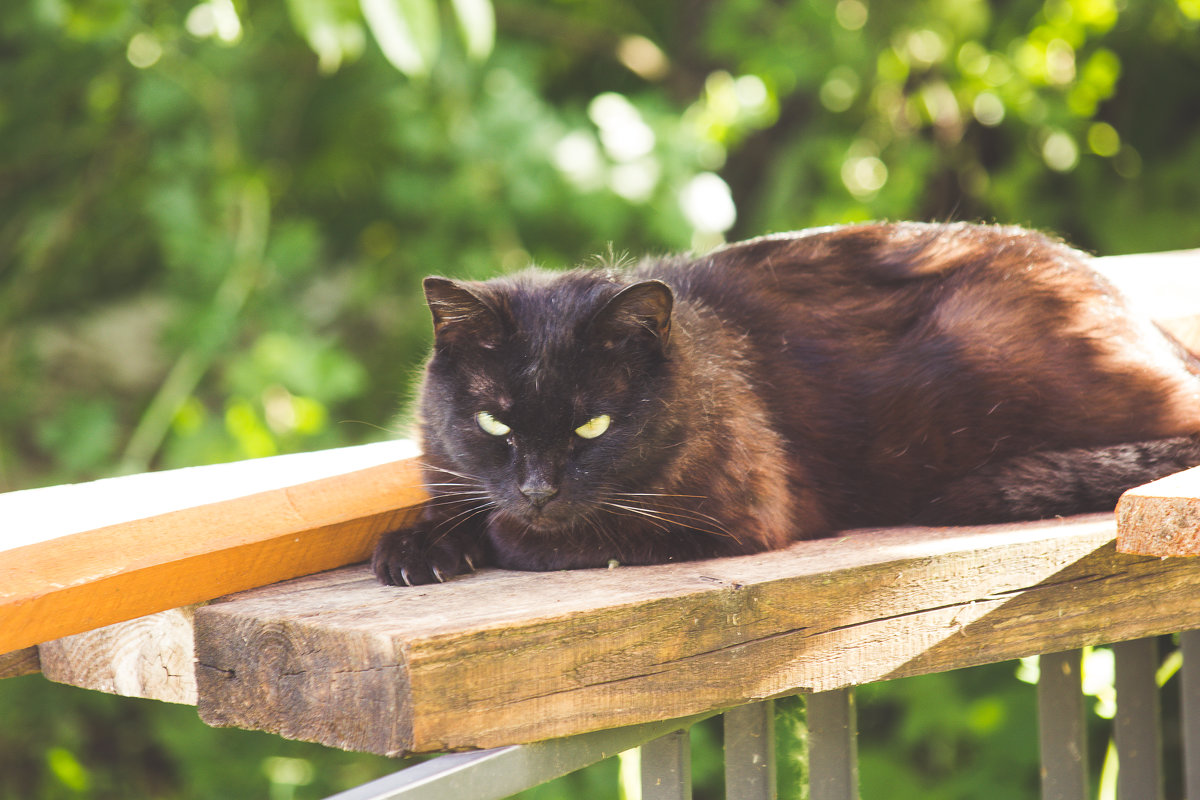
[520,482,559,508]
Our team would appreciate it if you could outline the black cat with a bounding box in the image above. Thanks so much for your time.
[372,222,1200,586]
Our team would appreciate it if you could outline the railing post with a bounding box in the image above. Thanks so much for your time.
[724,700,777,800]
[641,729,692,800]
[808,688,858,800]
[1182,630,1200,799]
[1037,649,1089,800]
[1114,637,1163,800]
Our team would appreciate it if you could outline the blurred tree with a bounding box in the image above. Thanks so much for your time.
[2,0,1198,797]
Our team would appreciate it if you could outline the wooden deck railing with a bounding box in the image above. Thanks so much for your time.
[3,247,1199,799]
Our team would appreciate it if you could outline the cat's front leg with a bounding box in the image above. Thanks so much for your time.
[371,504,489,586]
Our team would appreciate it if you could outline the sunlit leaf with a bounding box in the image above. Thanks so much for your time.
[225,398,277,458]
[360,0,440,78]
[1072,0,1119,31]
[286,0,365,74]
[46,747,90,792]
[449,0,494,61]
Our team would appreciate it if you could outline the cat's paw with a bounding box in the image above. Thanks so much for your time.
[371,527,484,587]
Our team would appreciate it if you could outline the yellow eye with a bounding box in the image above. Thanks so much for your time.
[476,410,511,436]
[574,414,611,439]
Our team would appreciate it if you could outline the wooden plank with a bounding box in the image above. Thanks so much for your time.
[807,689,858,800]
[38,606,200,704]
[0,443,426,654]
[1095,248,1200,353]
[190,514,1200,756]
[724,701,776,800]
[1113,638,1164,800]
[0,647,39,679]
[640,729,693,800]
[1108,249,1200,557]
[2,439,417,551]
[1117,466,1200,556]
[1094,250,1200,331]
[1180,630,1200,800]
[1037,650,1088,800]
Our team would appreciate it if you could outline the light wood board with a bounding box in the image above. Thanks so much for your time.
[1,443,426,654]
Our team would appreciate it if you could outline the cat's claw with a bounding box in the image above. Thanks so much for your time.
[372,525,487,587]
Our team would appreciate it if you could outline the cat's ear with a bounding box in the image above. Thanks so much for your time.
[590,280,674,349]
[423,277,504,348]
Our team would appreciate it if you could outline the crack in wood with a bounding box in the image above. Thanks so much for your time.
[488,664,683,709]
[196,663,235,679]
[980,573,1110,600]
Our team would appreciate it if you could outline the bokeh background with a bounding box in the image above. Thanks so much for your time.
[2,0,1199,797]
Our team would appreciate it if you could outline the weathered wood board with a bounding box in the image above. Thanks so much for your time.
[0,442,425,655]
[1117,465,1200,556]
[0,647,39,679]
[190,514,1200,757]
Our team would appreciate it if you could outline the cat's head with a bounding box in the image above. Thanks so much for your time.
[417,269,677,531]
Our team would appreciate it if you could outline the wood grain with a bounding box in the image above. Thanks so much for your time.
[0,647,39,679]
[39,607,200,704]
[0,450,426,654]
[192,514,1200,756]
[1117,465,1200,556]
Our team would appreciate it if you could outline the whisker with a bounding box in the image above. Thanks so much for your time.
[595,502,674,535]
[421,495,492,510]
[429,502,494,545]
[417,462,486,484]
[580,509,629,553]
[423,487,490,498]
[600,501,739,542]
[605,494,731,529]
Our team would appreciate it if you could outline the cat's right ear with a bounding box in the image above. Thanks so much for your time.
[423,277,504,349]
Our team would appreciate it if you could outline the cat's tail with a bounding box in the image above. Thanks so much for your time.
[914,436,1200,525]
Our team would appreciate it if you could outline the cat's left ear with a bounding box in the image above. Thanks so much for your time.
[590,280,673,350]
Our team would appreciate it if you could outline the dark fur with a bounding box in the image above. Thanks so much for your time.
[373,222,1200,586]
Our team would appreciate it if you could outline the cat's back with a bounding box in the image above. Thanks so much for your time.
[638,221,1093,323]
[636,221,1200,520]
[635,220,1108,396]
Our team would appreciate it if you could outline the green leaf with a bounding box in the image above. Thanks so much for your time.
[449,0,495,62]
[286,0,366,74]
[360,0,440,78]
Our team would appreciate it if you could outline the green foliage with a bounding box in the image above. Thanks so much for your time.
[0,673,402,799]
[3,0,1199,797]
